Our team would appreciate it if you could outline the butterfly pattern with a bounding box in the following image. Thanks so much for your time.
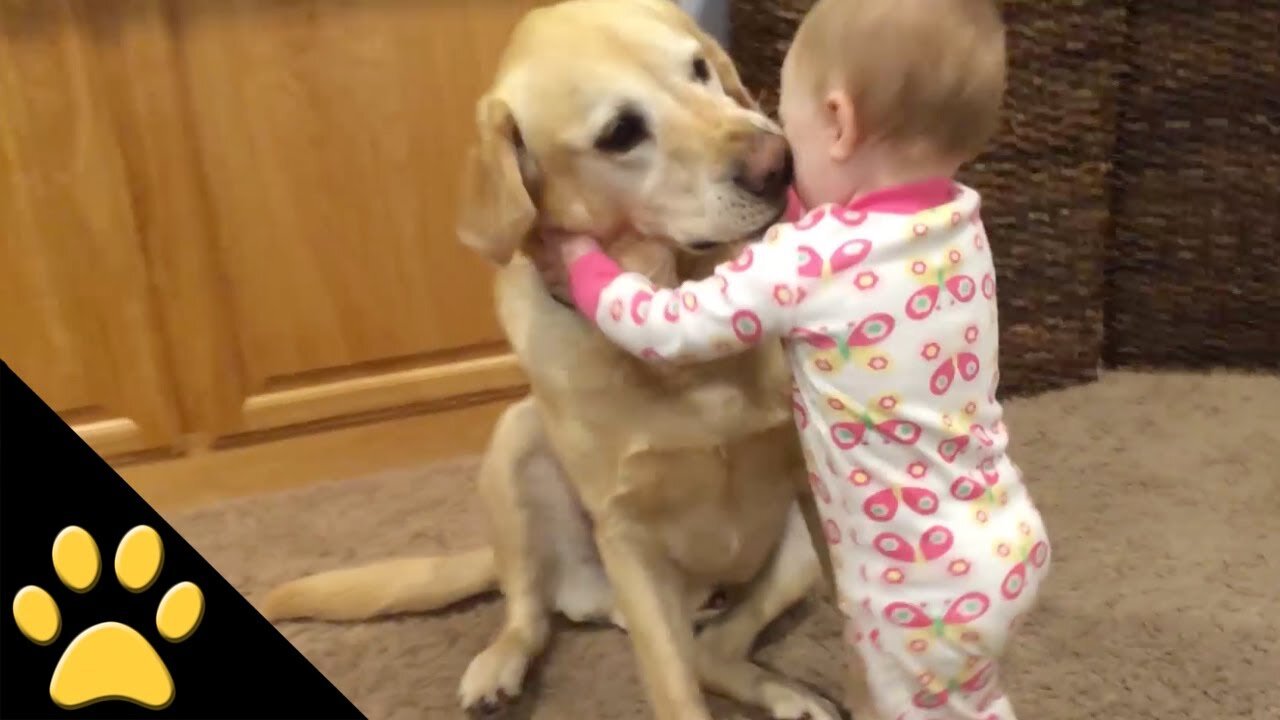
[823,390,924,449]
[883,591,990,656]
[793,203,870,232]
[583,182,1044,720]
[792,313,896,374]
[911,659,1000,711]
[863,484,941,523]
[874,526,955,565]
[950,458,1008,525]
[993,522,1051,600]
[921,324,983,396]
[939,399,995,453]
[798,238,873,279]
[904,246,979,320]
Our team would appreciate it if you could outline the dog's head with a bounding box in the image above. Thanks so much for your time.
[457,0,792,268]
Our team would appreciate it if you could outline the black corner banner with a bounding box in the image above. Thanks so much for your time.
[0,363,365,719]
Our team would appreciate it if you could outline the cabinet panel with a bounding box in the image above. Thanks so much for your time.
[0,1,180,457]
[3,0,539,456]
[163,0,537,435]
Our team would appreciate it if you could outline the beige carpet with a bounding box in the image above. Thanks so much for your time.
[171,371,1280,720]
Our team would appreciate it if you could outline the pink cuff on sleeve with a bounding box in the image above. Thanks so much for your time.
[566,249,623,321]
[784,186,806,222]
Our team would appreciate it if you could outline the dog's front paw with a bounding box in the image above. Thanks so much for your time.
[696,618,754,661]
[760,680,845,720]
[458,643,530,716]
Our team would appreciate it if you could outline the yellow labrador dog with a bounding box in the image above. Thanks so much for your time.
[263,1,839,718]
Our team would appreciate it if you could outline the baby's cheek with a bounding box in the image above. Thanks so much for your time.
[785,144,822,206]
[784,186,806,223]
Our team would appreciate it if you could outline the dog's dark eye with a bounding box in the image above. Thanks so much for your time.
[595,108,649,153]
[692,57,711,83]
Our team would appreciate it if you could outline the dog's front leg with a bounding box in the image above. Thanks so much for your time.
[695,502,844,720]
[595,523,712,720]
[697,502,820,660]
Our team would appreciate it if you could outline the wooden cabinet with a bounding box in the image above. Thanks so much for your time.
[1,0,542,494]
[0,1,182,457]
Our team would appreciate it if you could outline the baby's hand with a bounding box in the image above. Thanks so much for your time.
[534,229,603,297]
[552,232,602,265]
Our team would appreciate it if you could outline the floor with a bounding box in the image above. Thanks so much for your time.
[169,370,1280,719]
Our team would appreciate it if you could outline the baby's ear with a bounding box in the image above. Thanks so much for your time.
[824,89,859,162]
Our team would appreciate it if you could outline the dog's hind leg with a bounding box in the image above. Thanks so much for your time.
[459,398,558,714]
[695,502,844,720]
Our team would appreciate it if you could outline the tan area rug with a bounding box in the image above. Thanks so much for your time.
[171,371,1280,720]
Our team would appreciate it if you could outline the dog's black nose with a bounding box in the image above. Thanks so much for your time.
[733,133,794,199]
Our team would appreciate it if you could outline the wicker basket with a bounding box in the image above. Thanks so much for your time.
[1104,2,1280,371]
[731,0,1126,397]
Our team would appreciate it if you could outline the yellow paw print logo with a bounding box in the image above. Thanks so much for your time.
[10,525,205,710]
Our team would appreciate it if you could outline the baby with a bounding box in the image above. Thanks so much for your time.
[544,0,1049,718]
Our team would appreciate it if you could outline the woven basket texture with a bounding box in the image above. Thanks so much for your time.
[1105,2,1280,370]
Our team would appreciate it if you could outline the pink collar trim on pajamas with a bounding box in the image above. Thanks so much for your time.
[845,177,959,215]
[784,177,958,220]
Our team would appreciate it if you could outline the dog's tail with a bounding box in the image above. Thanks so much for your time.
[260,548,497,622]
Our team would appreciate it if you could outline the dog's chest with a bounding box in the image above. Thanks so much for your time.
[614,423,801,584]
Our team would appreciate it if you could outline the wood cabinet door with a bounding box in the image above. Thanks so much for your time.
[0,1,181,458]
[153,0,541,439]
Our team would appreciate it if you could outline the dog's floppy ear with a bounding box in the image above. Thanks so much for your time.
[694,23,760,112]
[457,94,536,266]
[630,0,761,112]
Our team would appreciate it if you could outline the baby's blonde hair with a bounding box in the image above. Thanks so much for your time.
[789,0,1007,162]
